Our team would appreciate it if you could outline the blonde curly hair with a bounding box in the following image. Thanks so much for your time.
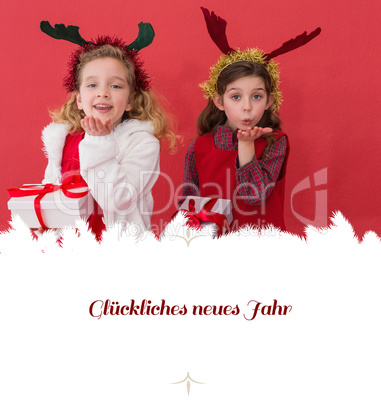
[50,45,177,152]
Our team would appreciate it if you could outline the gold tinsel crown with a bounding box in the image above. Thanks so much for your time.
[200,48,282,111]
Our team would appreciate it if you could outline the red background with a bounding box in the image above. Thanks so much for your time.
[1,0,380,238]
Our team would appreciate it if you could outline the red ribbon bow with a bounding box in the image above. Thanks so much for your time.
[7,176,90,230]
[180,198,231,237]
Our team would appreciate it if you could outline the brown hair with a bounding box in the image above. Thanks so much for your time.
[50,45,177,152]
[197,61,281,154]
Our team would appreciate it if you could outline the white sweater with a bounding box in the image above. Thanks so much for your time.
[42,119,160,231]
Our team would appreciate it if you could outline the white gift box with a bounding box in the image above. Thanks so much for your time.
[178,196,233,236]
[7,184,95,229]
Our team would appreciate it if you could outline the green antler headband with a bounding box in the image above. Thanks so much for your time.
[40,21,155,51]
[40,21,155,91]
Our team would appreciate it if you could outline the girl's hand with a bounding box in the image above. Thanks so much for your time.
[237,126,272,167]
[237,126,273,143]
[81,116,112,136]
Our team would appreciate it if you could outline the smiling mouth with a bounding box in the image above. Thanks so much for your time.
[94,104,112,111]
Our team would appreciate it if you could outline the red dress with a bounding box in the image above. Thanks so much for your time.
[194,131,289,231]
[61,132,106,241]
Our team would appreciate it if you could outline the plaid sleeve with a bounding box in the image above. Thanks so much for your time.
[179,140,200,206]
[235,136,287,206]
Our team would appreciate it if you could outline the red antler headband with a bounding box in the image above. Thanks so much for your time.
[40,21,155,92]
[200,7,321,111]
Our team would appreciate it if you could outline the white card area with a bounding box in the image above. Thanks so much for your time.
[0,213,380,401]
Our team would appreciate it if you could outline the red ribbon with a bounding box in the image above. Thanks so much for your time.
[179,198,231,237]
[7,176,90,230]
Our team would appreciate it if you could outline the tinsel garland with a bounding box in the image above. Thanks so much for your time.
[200,48,282,111]
[63,36,151,93]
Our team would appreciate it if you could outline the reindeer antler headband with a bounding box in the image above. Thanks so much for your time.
[40,21,155,92]
[200,7,321,111]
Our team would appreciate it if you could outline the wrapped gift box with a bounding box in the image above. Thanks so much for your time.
[178,196,233,236]
[7,184,94,229]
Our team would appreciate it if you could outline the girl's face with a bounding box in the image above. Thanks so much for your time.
[76,57,132,128]
[213,75,274,132]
